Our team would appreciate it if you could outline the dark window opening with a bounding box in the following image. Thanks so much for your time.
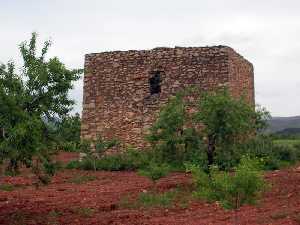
[149,71,162,95]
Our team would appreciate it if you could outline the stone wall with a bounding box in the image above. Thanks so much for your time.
[81,46,254,148]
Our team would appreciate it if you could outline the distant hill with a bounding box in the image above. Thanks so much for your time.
[275,128,300,136]
[267,116,300,133]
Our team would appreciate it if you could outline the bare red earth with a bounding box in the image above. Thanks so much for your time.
[0,153,300,225]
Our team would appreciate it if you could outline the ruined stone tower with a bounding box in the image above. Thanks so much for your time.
[81,46,254,148]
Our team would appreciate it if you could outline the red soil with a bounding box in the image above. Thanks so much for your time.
[0,153,300,225]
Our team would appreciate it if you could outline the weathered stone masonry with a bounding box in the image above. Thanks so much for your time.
[81,46,254,148]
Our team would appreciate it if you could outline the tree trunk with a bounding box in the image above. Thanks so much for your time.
[207,135,216,167]
[1,128,5,139]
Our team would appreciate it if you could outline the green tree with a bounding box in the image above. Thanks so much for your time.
[146,93,203,166]
[0,33,81,175]
[195,89,270,167]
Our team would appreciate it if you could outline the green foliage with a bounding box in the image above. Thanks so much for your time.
[146,93,186,163]
[65,160,81,169]
[96,148,151,171]
[194,89,270,166]
[0,33,81,176]
[136,191,177,208]
[146,88,270,170]
[80,136,120,171]
[54,113,81,152]
[236,135,300,170]
[72,207,94,218]
[0,184,14,192]
[43,160,63,176]
[187,156,266,210]
[119,188,191,209]
[146,92,206,168]
[66,148,152,171]
[69,175,97,184]
[138,162,170,184]
[273,138,300,148]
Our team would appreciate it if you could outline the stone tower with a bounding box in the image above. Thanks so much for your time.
[81,46,254,148]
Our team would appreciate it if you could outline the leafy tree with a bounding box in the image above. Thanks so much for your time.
[55,113,81,151]
[146,93,203,166]
[0,33,81,175]
[194,89,270,167]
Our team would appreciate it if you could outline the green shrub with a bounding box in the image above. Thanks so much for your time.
[72,207,94,217]
[223,135,300,171]
[60,141,79,152]
[65,160,81,169]
[146,93,206,168]
[96,154,124,171]
[43,160,63,176]
[80,158,96,170]
[138,162,170,185]
[295,143,300,159]
[137,191,176,208]
[121,148,152,170]
[187,156,266,209]
[273,145,297,163]
[0,184,14,191]
[65,148,152,171]
[80,136,120,171]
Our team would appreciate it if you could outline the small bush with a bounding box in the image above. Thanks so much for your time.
[43,160,63,176]
[137,191,176,208]
[273,145,297,163]
[65,160,81,169]
[138,162,170,184]
[69,175,97,184]
[0,184,14,191]
[225,135,300,171]
[294,143,300,159]
[65,148,152,171]
[60,142,79,152]
[73,207,94,217]
[187,156,266,209]
[96,154,124,171]
[121,148,153,170]
[119,189,180,209]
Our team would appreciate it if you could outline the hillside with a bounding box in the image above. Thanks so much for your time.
[267,116,300,133]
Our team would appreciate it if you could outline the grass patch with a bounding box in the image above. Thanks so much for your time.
[137,191,176,208]
[270,210,289,220]
[274,139,300,147]
[48,209,63,217]
[10,211,27,225]
[119,186,193,209]
[73,207,94,218]
[0,184,14,192]
[47,209,63,225]
[69,175,97,184]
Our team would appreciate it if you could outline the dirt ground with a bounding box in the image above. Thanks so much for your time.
[0,152,300,225]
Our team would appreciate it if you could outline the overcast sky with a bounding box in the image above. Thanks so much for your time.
[1,0,299,117]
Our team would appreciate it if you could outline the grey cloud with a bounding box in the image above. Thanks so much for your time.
[1,0,300,116]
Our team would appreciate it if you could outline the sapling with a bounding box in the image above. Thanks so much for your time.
[138,162,170,189]
[187,156,267,225]
[81,136,119,171]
